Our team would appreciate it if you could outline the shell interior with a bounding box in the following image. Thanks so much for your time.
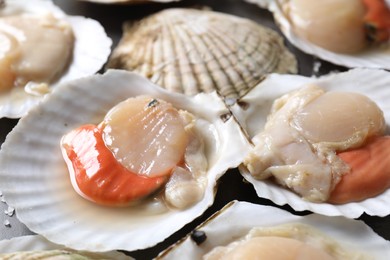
[231,68,390,218]
[0,70,252,252]
[78,0,181,4]
[107,8,297,101]
[0,235,131,259]
[158,201,390,259]
[0,0,112,118]
[242,0,271,9]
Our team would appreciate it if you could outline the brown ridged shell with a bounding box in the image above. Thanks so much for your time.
[107,8,297,101]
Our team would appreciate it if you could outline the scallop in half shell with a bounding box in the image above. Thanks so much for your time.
[231,68,390,218]
[244,0,390,69]
[106,8,297,102]
[158,201,390,259]
[0,235,131,259]
[0,0,112,118]
[0,70,252,252]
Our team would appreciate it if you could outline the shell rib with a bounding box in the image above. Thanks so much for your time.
[107,8,297,101]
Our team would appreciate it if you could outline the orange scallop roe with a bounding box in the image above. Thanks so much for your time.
[61,124,169,206]
[363,0,390,42]
[61,96,190,206]
[329,136,390,204]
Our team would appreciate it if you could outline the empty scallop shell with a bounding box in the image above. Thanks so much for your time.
[0,0,112,118]
[0,70,252,252]
[158,201,390,259]
[231,68,390,218]
[0,235,131,259]
[244,0,390,69]
[106,8,297,102]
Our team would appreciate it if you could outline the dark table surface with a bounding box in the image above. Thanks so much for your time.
[0,0,389,259]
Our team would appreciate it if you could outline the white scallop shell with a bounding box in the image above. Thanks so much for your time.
[0,235,131,259]
[107,8,297,101]
[78,0,180,4]
[0,0,112,118]
[244,0,390,69]
[0,70,252,252]
[242,0,270,8]
[231,68,390,218]
[159,201,390,259]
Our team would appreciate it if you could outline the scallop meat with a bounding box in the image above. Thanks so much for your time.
[158,201,390,259]
[0,0,112,118]
[245,0,390,69]
[231,68,390,218]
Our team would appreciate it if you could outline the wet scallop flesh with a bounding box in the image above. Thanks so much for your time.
[0,0,112,118]
[286,0,368,54]
[107,8,297,101]
[158,201,390,260]
[0,13,74,93]
[61,95,208,209]
[231,68,390,217]
[203,224,358,260]
[0,70,252,252]
[244,84,385,202]
[246,0,390,69]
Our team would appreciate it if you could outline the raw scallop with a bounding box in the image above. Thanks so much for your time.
[158,201,390,259]
[231,68,390,218]
[0,0,111,118]
[244,84,385,202]
[0,70,252,252]
[244,0,390,69]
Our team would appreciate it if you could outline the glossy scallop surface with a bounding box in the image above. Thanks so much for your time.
[0,70,251,252]
[158,201,390,259]
[231,68,390,218]
[0,0,112,118]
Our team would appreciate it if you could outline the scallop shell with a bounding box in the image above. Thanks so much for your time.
[0,235,131,259]
[158,201,390,259]
[0,70,252,252]
[78,0,180,4]
[242,0,270,8]
[0,0,112,118]
[244,0,390,69]
[231,68,390,218]
[106,8,297,102]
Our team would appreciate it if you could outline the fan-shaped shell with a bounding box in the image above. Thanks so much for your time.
[0,235,131,259]
[78,0,180,4]
[244,0,390,69]
[0,0,112,118]
[107,8,297,102]
[231,68,390,218]
[158,201,390,259]
[0,70,252,252]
